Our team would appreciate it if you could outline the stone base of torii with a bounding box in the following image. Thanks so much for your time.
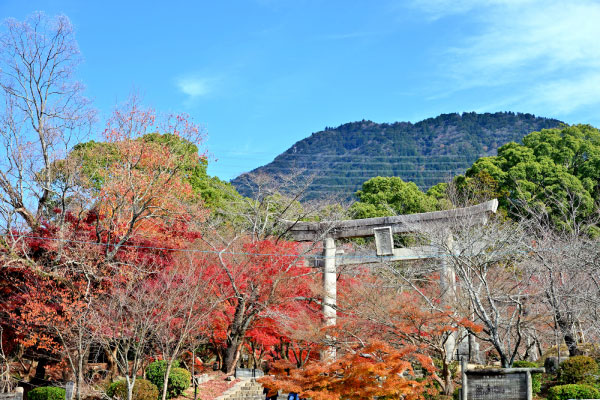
[283,199,498,361]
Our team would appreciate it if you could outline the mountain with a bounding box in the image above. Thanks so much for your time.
[231,112,563,200]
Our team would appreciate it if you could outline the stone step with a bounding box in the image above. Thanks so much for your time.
[215,378,266,400]
[240,386,262,391]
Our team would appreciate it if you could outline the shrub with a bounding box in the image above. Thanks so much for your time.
[559,356,598,385]
[512,360,542,394]
[547,384,600,400]
[106,379,159,400]
[28,387,66,400]
[166,368,190,399]
[146,361,190,399]
[146,360,178,395]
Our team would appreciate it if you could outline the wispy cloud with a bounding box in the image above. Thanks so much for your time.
[531,72,600,115]
[175,76,215,99]
[411,0,600,117]
[409,0,536,20]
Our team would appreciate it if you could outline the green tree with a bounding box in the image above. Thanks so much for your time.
[349,176,439,219]
[463,124,600,228]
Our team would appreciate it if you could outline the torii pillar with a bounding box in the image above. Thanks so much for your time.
[322,237,337,360]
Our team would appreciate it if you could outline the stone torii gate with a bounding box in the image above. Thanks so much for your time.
[283,199,498,360]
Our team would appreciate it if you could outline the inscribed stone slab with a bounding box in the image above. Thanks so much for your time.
[467,372,528,400]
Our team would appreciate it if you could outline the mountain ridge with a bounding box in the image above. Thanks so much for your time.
[231,112,563,200]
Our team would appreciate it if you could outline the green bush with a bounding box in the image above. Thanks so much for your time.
[559,356,598,385]
[106,379,158,400]
[547,384,600,400]
[28,387,66,400]
[146,360,178,395]
[146,360,190,399]
[166,368,190,399]
[512,360,542,394]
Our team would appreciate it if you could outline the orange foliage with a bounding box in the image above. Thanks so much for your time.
[93,96,208,259]
[260,340,436,400]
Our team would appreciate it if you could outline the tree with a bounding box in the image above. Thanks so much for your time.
[15,278,96,400]
[342,270,481,395]
[422,214,534,368]
[146,252,220,400]
[259,340,436,400]
[94,270,162,400]
[521,197,600,357]
[1,91,213,395]
[200,174,341,375]
[70,132,242,215]
[465,124,600,227]
[263,303,324,369]
[349,176,439,219]
[200,237,315,375]
[7,218,106,400]
[83,95,207,262]
[0,12,94,231]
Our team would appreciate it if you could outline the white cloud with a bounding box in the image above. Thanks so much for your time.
[411,0,600,116]
[409,0,535,19]
[176,76,214,98]
[531,72,600,115]
[451,2,600,77]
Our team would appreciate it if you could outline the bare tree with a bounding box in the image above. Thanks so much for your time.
[520,194,600,357]
[94,268,162,400]
[0,326,15,393]
[150,252,220,400]
[421,213,534,368]
[0,12,94,231]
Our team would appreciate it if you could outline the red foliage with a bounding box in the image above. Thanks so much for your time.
[200,236,320,373]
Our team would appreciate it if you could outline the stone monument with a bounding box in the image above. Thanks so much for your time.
[460,359,544,400]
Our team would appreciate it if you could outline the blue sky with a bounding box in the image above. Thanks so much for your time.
[2,0,600,181]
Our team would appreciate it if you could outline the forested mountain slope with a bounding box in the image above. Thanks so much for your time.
[231,112,562,200]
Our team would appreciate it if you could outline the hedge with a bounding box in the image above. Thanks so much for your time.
[106,379,158,400]
[559,356,598,385]
[28,387,66,400]
[164,368,190,399]
[146,360,190,399]
[547,384,600,400]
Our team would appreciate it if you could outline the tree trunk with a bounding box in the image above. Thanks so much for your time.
[442,361,454,396]
[33,359,47,383]
[125,376,135,400]
[557,316,579,356]
[160,362,175,400]
[221,298,255,375]
[76,352,84,400]
[221,335,244,375]
[564,332,579,356]
[105,347,119,381]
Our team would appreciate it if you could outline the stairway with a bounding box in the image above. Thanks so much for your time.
[216,379,265,400]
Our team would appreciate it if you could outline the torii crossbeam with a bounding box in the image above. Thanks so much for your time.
[283,199,498,360]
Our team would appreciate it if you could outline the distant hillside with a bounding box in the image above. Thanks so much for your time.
[231,112,563,200]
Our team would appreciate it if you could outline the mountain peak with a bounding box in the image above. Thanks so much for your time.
[231,112,562,200]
